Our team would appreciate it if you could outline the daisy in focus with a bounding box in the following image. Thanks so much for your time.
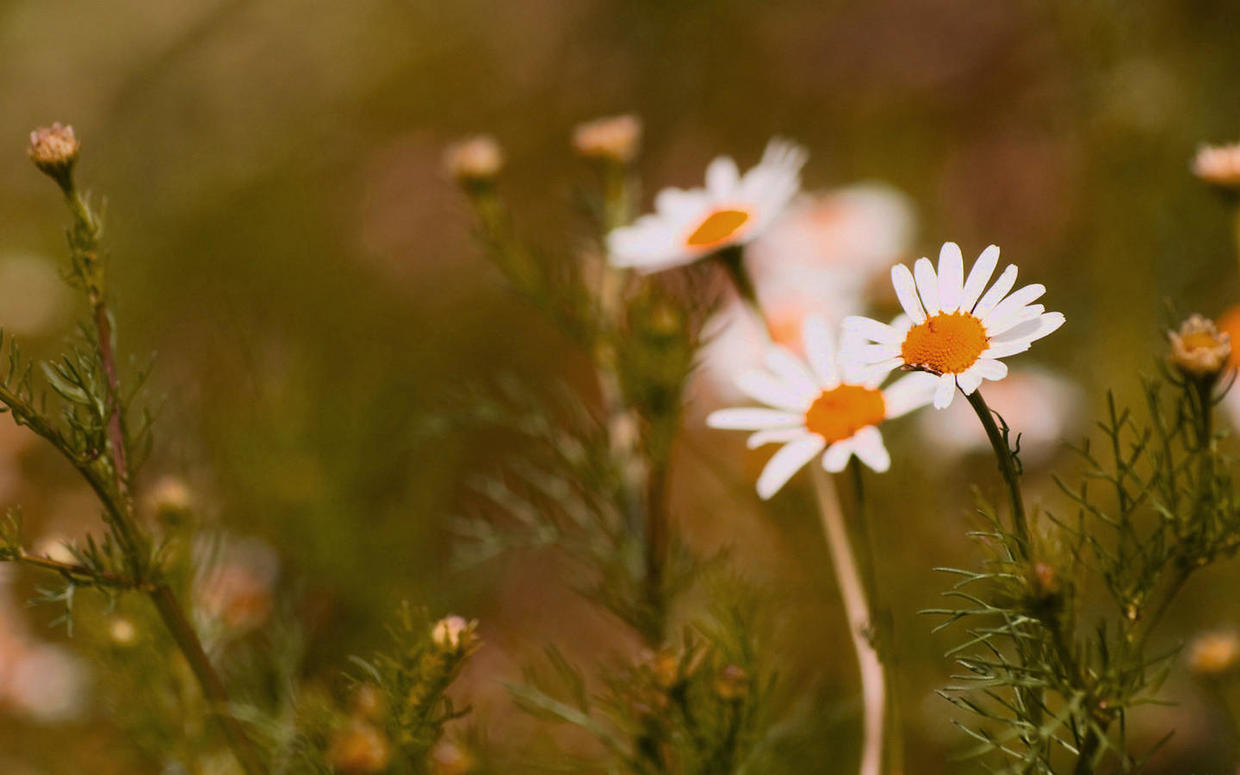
[707,316,937,499]
[843,242,1065,409]
[607,139,807,273]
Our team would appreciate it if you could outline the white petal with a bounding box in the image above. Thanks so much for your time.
[705,156,740,197]
[933,373,957,409]
[914,257,941,316]
[757,435,826,499]
[981,284,1046,328]
[972,358,1009,381]
[961,245,999,313]
[891,264,926,323]
[765,347,820,398]
[802,315,840,388]
[985,304,1045,338]
[707,407,801,430]
[747,427,809,449]
[851,426,891,473]
[856,358,903,384]
[843,315,904,344]
[937,242,964,313]
[971,265,1018,320]
[654,188,706,219]
[983,340,1032,359]
[989,313,1045,343]
[882,372,939,418]
[956,368,983,395]
[822,440,854,472]
[735,371,813,411]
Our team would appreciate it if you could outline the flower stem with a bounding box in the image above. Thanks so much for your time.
[715,246,777,341]
[812,467,886,775]
[963,389,1030,557]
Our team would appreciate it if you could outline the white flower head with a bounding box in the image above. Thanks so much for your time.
[607,139,807,274]
[706,316,938,499]
[842,242,1065,410]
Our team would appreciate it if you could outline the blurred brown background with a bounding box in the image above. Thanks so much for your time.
[1,0,1240,771]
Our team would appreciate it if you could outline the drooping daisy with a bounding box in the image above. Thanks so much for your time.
[607,139,807,273]
[706,316,937,499]
[842,242,1065,410]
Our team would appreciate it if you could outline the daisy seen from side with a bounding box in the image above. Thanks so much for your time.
[706,316,937,499]
[842,242,1065,409]
[607,139,807,274]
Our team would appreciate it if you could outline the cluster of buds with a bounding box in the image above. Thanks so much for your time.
[1168,314,1232,382]
[28,123,80,192]
[572,114,642,164]
[443,136,504,185]
[1192,142,1240,190]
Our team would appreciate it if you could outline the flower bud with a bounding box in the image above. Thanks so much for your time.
[572,114,642,164]
[27,124,79,189]
[443,136,503,183]
[430,615,479,653]
[1187,631,1240,676]
[713,663,749,701]
[430,740,476,775]
[108,616,137,646]
[148,476,193,525]
[1168,314,1231,380]
[1192,143,1240,188]
[328,719,391,774]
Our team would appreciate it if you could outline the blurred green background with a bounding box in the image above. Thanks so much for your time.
[1,0,1240,771]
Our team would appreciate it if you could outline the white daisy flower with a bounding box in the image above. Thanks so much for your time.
[607,139,807,273]
[842,242,1065,410]
[706,316,938,499]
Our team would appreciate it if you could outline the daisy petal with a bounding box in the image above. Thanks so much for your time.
[882,372,939,418]
[983,339,1032,359]
[765,346,820,398]
[937,242,964,313]
[851,426,891,473]
[971,358,1008,381]
[891,264,926,323]
[705,156,740,197]
[802,315,840,387]
[933,373,957,409]
[757,434,826,499]
[707,407,801,430]
[986,304,1045,338]
[747,427,810,449]
[957,369,983,395]
[961,245,999,313]
[735,371,812,411]
[971,264,1018,320]
[981,284,1046,328]
[843,315,904,344]
[822,440,854,472]
[914,257,941,316]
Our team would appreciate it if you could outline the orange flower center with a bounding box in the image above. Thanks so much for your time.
[803,384,886,443]
[901,312,989,375]
[686,208,751,248]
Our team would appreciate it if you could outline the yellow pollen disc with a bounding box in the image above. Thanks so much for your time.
[803,384,886,443]
[686,208,751,248]
[901,312,989,375]
[1181,331,1222,351]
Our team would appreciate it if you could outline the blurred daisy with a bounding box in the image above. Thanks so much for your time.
[843,242,1065,409]
[707,317,937,498]
[607,139,807,273]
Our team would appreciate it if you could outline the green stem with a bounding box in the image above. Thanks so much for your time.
[715,246,776,341]
[963,389,1030,558]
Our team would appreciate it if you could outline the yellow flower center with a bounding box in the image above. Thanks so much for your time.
[686,208,751,248]
[901,312,989,375]
[803,384,886,443]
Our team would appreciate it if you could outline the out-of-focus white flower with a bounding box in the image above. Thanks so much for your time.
[844,242,1065,409]
[607,139,806,273]
[6,644,88,722]
[443,135,504,182]
[195,536,279,634]
[707,316,938,498]
[696,185,916,402]
[572,114,642,163]
[1192,143,1240,188]
[1187,630,1240,676]
[916,367,1083,466]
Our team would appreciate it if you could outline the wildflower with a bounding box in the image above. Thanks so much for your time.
[148,475,193,523]
[195,537,279,633]
[607,139,807,273]
[1167,314,1231,380]
[443,135,504,183]
[1186,631,1240,676]
[843,242,1065,409]
[327,719,392,774]
[707,316,938,498]
[1191,143,1240,188]
[27,123,79,188]
[431,615,479,653]
[572,114,642,163]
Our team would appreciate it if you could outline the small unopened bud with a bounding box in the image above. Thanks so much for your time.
[430,740,476,775]
[1031,562,1058,596]
[714,663,749,701]
[148,476,193,524]
[108,616,137,646]
[1192,143,1240,188]
[1187,631,1240,676]
[28,124,79,190]
[351,684,384,722]
[572,114,642,164]
[430,615,479,653]
[443,136,503,183]
[1168,314,1231,380]
[328,719,391,774]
